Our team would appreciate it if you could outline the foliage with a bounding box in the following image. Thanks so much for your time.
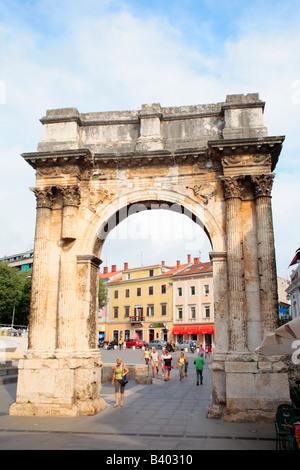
[98,277,108,310]
[0,263,32,326]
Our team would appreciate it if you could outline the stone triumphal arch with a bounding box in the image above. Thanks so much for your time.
[10,94,290,421]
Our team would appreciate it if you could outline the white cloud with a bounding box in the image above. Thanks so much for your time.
[0,4,299,276]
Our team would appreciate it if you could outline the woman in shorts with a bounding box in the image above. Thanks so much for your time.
[163,352,173,381]
[112,358,129,407]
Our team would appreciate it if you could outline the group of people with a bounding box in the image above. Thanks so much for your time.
[142,346,205,384]
[111,346,206,408]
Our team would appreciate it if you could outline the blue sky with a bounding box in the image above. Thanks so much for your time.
[0,0,300,278]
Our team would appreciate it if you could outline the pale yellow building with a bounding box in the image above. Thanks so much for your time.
[105,261,188,343]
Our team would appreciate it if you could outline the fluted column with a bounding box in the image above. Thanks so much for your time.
[222,176,248,352]
[60,185,80,240]
[29,187,54,350]
[251,174,278,334]
[209,252,229,353]
[56,185,80,350]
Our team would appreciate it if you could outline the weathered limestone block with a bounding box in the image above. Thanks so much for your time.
[9,356,106,417]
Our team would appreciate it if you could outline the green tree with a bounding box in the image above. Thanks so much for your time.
[98,277,108,310]
[0,263,31,326]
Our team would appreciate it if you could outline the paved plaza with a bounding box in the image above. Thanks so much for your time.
[0,350,276,450]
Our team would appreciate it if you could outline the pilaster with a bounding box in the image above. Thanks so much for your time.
[222,176,248,352]
[251,174,278,334]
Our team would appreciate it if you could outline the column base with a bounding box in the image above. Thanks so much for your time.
[9,398,107,417]
[9,352,107,417]
[209,354,291,422]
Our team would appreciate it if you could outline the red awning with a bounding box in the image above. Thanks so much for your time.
[185,326,200,335]
[199,325,214,335]
[289,248,300,267]
[172,327,186,335]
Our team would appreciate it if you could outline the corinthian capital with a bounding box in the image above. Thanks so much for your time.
[251,174,275,198]
[31,186,54,209]
[221,176,245,199]
[59,185,81,207]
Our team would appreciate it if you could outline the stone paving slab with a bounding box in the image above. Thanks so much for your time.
[0,355,277,450]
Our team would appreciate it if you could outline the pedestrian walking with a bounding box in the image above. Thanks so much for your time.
[177,352,186,382]
[150,347,160,377]
[194,353,204,385]
[112,358,129,407]
[199,344,204,357]
[163,351,173,381]
[142,347,150,372]
[160,349,166,376]
[185,355,189,377]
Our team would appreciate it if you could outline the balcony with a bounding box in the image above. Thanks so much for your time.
[129,316,145,323]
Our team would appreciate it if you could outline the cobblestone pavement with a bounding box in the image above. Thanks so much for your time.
[0,350,276,450]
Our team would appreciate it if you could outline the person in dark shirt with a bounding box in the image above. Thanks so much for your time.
[163,353,173,381]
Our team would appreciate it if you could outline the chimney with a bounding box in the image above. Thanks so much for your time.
[177,260,181,269]
[162,261,165,266]
[124,262,128,270]
[187,254,191,263]
[112,265,117,272]
[103,267,108,274]
[193,257,199,264]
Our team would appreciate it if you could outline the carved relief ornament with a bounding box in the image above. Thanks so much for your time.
[31,186,54,209]
[89,187,116,213]
[188,183,215,204]
[251,174,275,198]
[59,185,81,207]
[221,176,245,199]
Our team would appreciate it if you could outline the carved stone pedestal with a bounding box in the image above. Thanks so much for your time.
[208,354,290,422]
[9,351,106,417]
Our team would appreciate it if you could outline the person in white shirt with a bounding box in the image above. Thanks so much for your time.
[150,347,160,377]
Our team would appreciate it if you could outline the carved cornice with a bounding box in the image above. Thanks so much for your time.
[220,176,245,199]
[251,174,275,198]
[22,149,93,170]
[208,136,285,171]
[30,187,54,209]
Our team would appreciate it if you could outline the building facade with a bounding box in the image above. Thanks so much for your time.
[286,265,300,320]
[101,256,215,346]
[105,262,177,343]
[0,250,33,272]
[172,260,214,347]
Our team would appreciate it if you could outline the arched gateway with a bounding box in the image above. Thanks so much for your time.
[10,94,290,421]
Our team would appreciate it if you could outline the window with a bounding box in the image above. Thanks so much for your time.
[137,287,142,297]
[161,304,167,316]
[161,284,166,294]
[177,307,183,320]
[190,306,196,320]
[149,269,154,277]
[190,286,196,296]
[114,290,119,299]
[125,289,130,298]
[113,307,119,319]
[124,306,130,318]
[147,305,154,317]
[204,305,211,319]
[204,284,210,295]
[177,287,182,297]
[126,273,131,280]
[149,286,154,295]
